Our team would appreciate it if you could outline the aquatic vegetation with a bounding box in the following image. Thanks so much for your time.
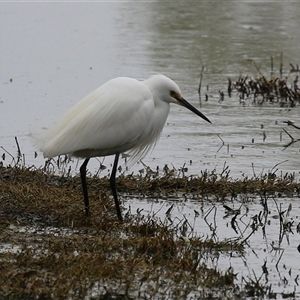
[227,56,300,107]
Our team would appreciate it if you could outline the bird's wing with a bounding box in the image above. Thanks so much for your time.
[40,78,155,159]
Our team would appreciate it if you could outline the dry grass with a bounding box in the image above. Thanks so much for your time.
[0,164,299,299]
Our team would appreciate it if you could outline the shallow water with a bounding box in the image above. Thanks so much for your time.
[1,1,299,178]
[126,194,300,297]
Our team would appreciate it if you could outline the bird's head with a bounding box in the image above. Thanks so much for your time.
[148,74,211,124]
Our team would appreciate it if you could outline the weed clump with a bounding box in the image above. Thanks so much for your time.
[227,56,300,107]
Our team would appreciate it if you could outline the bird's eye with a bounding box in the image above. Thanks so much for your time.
[170,90,181,100]
[170,91,176,97]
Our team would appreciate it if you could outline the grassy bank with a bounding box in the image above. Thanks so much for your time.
[0,164,299,299]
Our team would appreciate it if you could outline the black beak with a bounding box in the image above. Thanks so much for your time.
[178,98,211,124]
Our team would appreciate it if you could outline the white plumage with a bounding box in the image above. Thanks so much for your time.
[37,74,211,220]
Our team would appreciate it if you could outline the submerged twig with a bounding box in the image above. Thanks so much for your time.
[198,65,205,107]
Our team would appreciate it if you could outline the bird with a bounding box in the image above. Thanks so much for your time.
[37,74,211,221]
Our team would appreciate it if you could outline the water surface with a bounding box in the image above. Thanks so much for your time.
[1,1,299,178]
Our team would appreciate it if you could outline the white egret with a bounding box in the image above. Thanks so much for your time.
[38,74,211,221]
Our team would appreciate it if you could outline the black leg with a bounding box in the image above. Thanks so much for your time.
[80,158,90,216]
[110,153,123,221]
